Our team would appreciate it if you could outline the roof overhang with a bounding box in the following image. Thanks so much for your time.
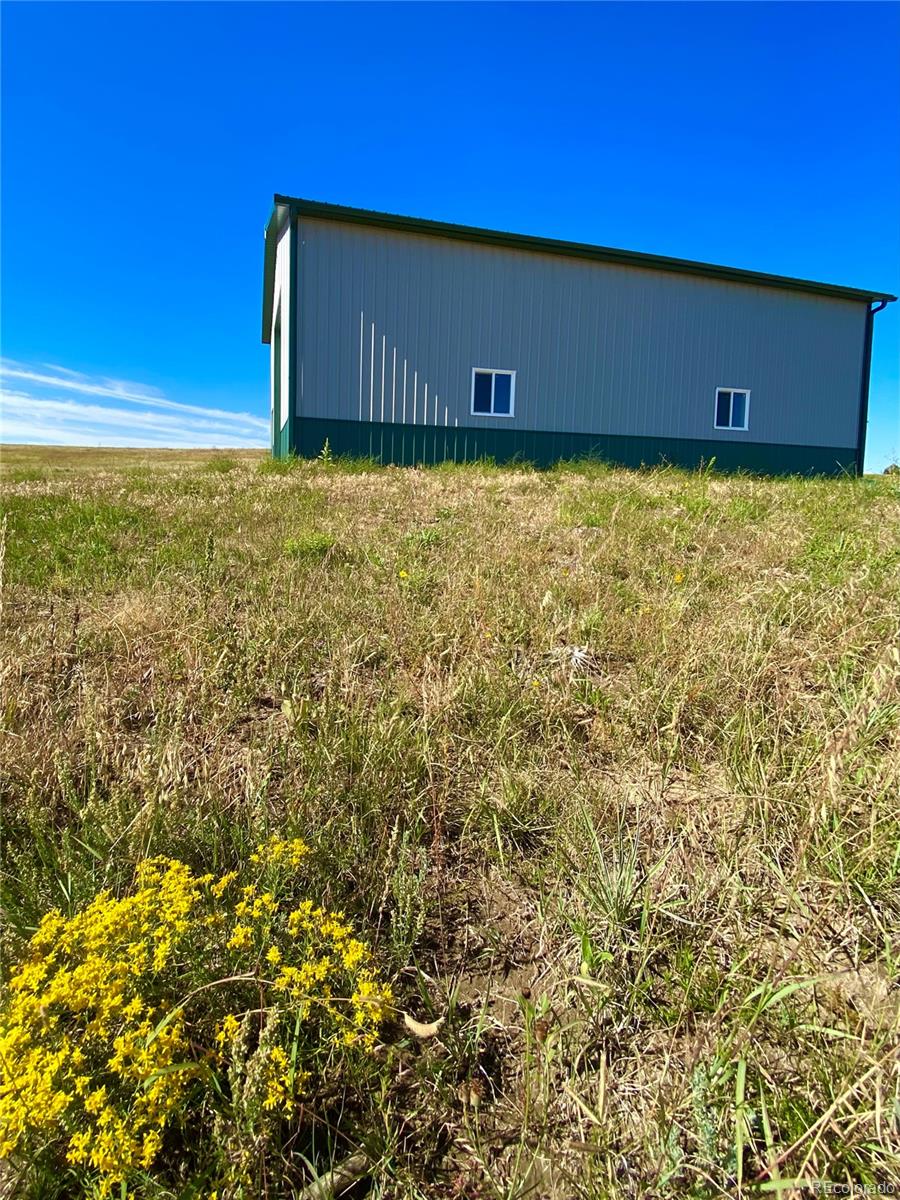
[262,194,896,342]
[261,200,291,344]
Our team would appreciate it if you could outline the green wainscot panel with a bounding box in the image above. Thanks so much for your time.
[294,417,857,477]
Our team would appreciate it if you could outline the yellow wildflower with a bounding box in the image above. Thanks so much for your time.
[250,892,277,920]
[227,923,252,951]
[340,939,368,970]
[210,871,238,898]
[215,1013,240,1051]
[0,846,391,1193]
[250,836,311,870]
[262,1045,292,1112]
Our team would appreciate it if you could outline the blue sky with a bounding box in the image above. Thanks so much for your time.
[2,1,898,467]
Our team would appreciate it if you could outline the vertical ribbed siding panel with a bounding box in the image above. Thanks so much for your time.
[296,218,866,450]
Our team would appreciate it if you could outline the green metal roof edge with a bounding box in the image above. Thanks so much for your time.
[265,194,895,318]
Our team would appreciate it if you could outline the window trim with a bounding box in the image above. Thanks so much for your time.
[714,386,751,432]
[470,368,516,418]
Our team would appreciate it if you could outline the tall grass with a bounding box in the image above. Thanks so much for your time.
[1,447,898,1197]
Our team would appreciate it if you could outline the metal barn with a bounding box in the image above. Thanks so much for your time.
[262,196,894,475]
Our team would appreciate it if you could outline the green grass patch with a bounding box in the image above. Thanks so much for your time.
[283,530,336,560]
[202,454,239,473]
[2,496,159,590]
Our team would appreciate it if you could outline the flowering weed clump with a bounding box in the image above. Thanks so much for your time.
[0,837,393,1196]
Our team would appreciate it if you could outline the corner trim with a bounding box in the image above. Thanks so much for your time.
[855,300,889,476]
[287,215,299,454]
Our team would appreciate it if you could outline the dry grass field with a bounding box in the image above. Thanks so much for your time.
[2,445,899,1198]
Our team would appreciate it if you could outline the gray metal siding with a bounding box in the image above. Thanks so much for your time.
[296,217,866,450]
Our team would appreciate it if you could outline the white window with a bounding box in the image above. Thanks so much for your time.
[471,368,516,417]
[714,387,750,431]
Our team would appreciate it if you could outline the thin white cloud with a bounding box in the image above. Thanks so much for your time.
[0,415,258,450]
[39,362,107,379]
[0,358,268,448]
[1,393,265,437]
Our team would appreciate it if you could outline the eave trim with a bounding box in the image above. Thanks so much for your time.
[273,194,896,305]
